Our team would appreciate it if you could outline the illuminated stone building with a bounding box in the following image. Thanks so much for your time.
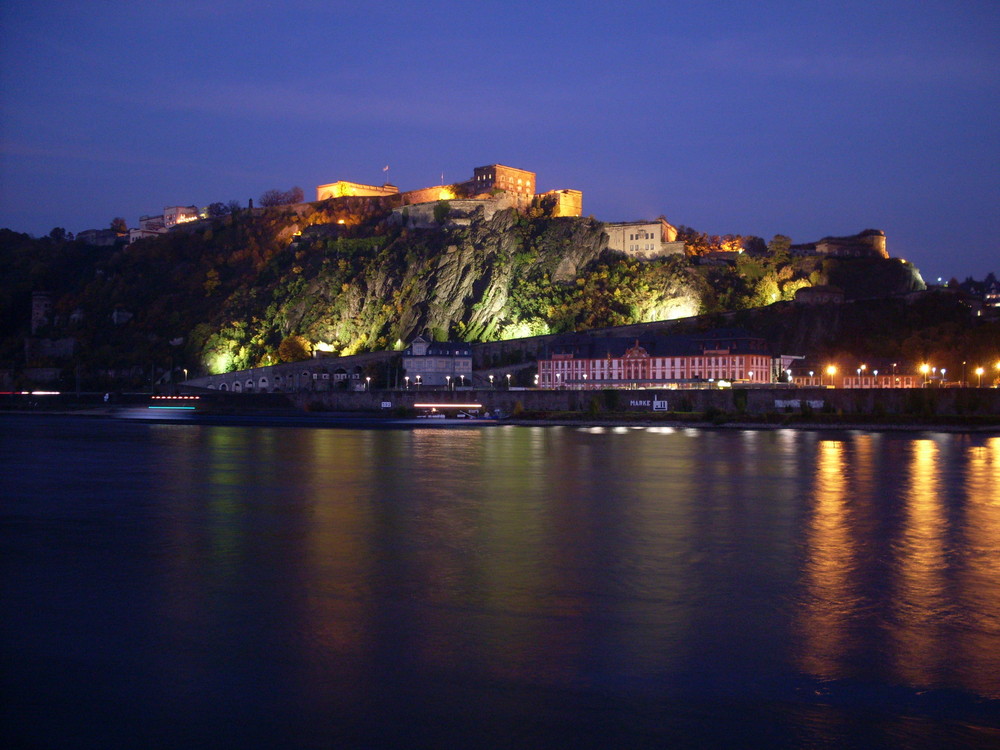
[163,205,200,228]
[537,331,774,388]
[468,165,535,197]
[603,219,685,260]
[402,336,473,387]
[540,189,583,217]
[128,206,198,244]
[317,163,583,217]
[790,359,916,389]
[790,229,888,259]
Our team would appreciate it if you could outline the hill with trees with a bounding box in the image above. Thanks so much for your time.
[0,200,939,388]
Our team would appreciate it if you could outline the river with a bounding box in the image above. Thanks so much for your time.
[2,415,999,748]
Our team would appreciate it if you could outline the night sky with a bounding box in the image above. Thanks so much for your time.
[2,1,997,280]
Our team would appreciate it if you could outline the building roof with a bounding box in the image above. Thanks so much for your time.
[543,330,770,359]
[403,336,472,357]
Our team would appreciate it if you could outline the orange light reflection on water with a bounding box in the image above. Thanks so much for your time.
[797,440,859,679]
[888,439,947,688]
[956,437,1000,698]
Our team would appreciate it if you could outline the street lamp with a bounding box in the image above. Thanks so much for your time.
[405,376,409,389]
[555,373,560,389]
[533,374,538,386]
[941,368,947,386]
[506,373,512,389]
[416,375,421,389]
[489,374,494,389]
[459,374,465,388]
[826,365,837,387]
[365,376,371,391]
[446,375,451,390]
[920,363,930,385]
[872,369,878,387]
[976,367,984,387]
[582,373,588,388]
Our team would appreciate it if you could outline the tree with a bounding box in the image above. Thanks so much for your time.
[433,200,450,224]
[767,234,792,256]
[278,334,312,362]
[48,227,67,242]
[206,202,230,218]
[259,186,304,207]
[110,217,128,234]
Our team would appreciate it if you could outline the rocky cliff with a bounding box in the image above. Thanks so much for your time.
[0,205,929,384]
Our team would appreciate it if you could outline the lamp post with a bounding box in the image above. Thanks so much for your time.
[582,373,588,389]
[809,370,814,385]
[459,374,465,389]
[533,374,538,387]
[489,374,494,389]
[826,365,836,387]
[941,368,947,386]
[416,375,421,390]
[962,361,966,387]
[365,376,371,391]
[555,373,560,389]
[976,367,984,387]
[446,375,451,391]
[872,369,878,387]
[405,376,409,389]
[920,363,930,386]
[506,373,512,389]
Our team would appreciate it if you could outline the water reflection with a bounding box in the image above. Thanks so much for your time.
[889,439,948,687]
[797,439,860,679]
[12,418,999,747]
[957,437,1000,698]
[793,433,1000,701]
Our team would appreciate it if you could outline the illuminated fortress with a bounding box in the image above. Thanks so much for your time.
[317,164,583,218]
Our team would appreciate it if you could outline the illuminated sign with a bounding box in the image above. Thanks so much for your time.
[627,395,669,411]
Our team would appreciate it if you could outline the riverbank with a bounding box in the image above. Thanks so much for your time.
[3,407,998,433]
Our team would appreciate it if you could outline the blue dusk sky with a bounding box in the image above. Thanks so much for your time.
[1,0,997,280]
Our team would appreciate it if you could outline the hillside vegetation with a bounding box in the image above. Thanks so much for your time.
[1,203,928,385]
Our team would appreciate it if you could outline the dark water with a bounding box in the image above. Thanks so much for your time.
[2,416,999,749]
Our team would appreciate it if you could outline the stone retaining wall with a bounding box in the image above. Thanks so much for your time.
[285,387,1000,417]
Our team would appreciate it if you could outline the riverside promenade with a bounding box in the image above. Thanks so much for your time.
[281,386,1000,421]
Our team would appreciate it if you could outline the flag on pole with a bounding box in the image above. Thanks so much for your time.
[383,165,389,172]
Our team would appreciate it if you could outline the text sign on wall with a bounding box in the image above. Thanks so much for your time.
[627,394,669,411]
[774,399,824,409]
[381,401,392,409]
